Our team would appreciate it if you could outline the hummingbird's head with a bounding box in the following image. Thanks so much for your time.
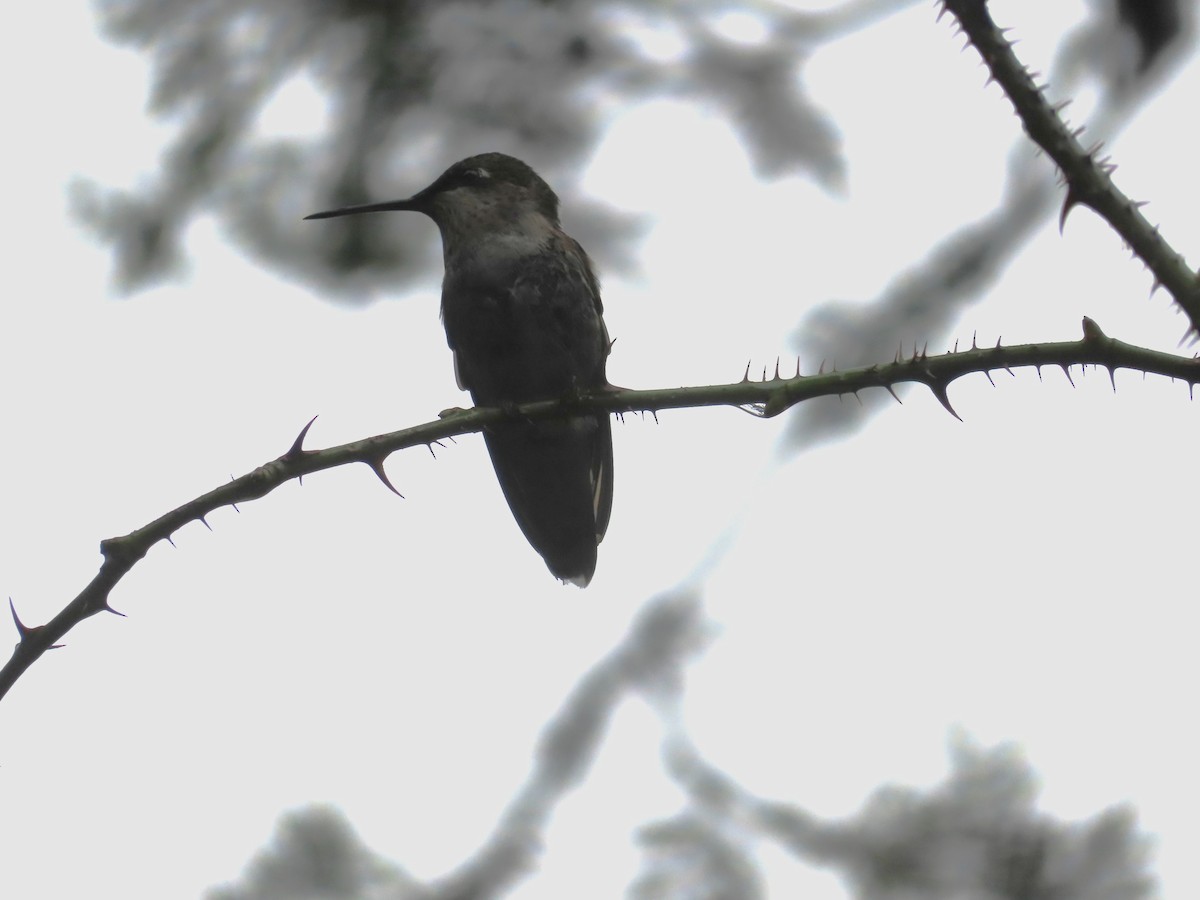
[305,153,562,254]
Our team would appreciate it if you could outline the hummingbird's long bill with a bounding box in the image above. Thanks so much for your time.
[304,198,421,220]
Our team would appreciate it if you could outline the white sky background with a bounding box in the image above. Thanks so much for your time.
[1,2,1198,898]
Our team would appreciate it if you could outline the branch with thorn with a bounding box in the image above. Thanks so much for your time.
[939,0,1200,337]
[3,318,1199,702]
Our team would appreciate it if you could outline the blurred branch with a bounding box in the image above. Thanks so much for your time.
[941,0,1200,336]
[4,317,1199,701]
[430,592,703,899]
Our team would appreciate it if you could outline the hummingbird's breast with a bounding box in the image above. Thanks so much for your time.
[440,228,608,407]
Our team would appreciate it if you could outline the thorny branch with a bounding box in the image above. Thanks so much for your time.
[3,318,1199,702]
[940,0,1200,336]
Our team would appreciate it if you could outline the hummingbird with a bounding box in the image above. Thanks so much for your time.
[306,153,613,586]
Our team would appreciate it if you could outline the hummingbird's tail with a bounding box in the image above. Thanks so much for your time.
[483,414,613,586]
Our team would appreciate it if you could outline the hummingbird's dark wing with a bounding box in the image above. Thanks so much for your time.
[567,233,613,547]
[441,236,612,585]
[482,415,611,584]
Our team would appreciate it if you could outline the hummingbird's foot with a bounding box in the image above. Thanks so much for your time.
[438,405,470,418]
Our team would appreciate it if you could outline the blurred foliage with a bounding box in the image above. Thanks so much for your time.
[796,738,1154,899]
[209,736,1154,898]
[199,597,1157,899]
[1117,0,1185,70]
[631,731,1154,899]
[78,0,884,299]
[205,806,415,900]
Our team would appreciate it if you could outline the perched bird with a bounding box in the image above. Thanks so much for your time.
[306,153,613,586]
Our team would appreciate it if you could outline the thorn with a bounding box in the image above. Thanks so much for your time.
[852,390,863,406]
[1036,365,1043,382]
[794,357,802,379]
[761,365,768,382]
[984,369,996,387]
[366,457,405,498]
[104,602,127,618]
[773,357,781,380]
[926,377,963,421]
[995,336,1002,349]
[651,410,660,425]
[953,339,959,353]
[199,516,213,532]
[894,342,902,364]
[885,384,903,405]
[166,534,176,548]
[9,598,66,648]
[285,415,319,460]
[1061,365,1076,388]
[9,597,30,640]
[1059,188,1081,232]
[921,341,929,359]
[818,360,826,375]
[742,361,751,383]
[1106,366,1117,392]
[231,502,240,514]
[427,440,446,459]
[972,330,978,350]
